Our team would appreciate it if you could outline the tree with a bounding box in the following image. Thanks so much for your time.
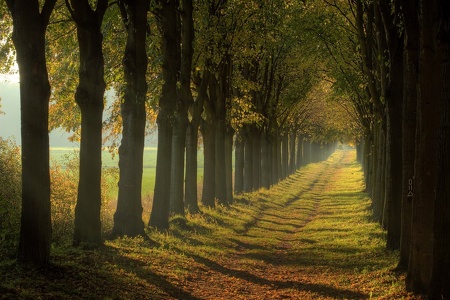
[112,0,150,237]
[170,0,195,216]
[398,0,418,270]
[65,0,109,245]
[378,0,404,251]
[429,4,450,294]
[149,0,179,230]
[5,0,57,265]
[406,0,446,295]
[185,67,209,213]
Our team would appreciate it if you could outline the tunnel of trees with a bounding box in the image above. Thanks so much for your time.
[1,0,449,298]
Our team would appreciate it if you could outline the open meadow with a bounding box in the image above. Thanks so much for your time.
[50,147,205,199]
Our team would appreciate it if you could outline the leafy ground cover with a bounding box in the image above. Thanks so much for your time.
[0,149,424,299]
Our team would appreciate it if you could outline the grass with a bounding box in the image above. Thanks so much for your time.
[0,149,423,299]
[50,147,205,198]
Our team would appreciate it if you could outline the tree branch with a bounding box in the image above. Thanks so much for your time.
[41,0,58,27]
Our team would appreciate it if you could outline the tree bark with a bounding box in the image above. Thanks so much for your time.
[170,108,187,215]
[66,0,108,245]
[276,133,282,180]
[429,9,450,296]
[379,0,404,251]
[150,0,179,230]
[7,0,57,265]
[185,69,208,213]
[243,127,254,192]
[185,122,200,213]
[270,132,278,185]
[234,132,244,194]
[289,131,296,174]
[281,134,288,179]
[261,131,271,189]
[170,0,194,216]
[296,134,303,169]
[406,0,441,292]
[398,0,418,269]
[303,140,311,165]
[215,119,227,205]
[201,74,216,207]
[113,0,149,238]
[225,129,234,203]
[201,116,216,207]
[251,127,261,190]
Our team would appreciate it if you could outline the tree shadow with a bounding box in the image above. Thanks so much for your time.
[103,247,202,300]
[171,248,368,299]
[227,237,268,251]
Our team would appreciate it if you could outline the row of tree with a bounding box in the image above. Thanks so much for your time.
[1,1,352,265]
[321,0,449,297]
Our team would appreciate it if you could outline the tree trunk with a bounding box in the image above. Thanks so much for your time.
[68,0,108,245]
[170,111,187,215]
[252,128,261,190]
[385,43,404,251]
[150,0,179,230]
[151,113,173,229]
[310,142,319,163]
[289,132,296,174]
[215,120,227,205]
[243,127,254,192]
[270,132,278,185]
[379,0,404,251]
[296,134,303,169]
[201,71,217,208]
[398,0,418,268]
[261,131,271,189]
[429,15,450,297]
[379,126,386,228]
[8,0,56,265]
[303,140,311,165]
[234,132,244,194]
[185,122,200,213]
[170,0,194,216]
[281,134,288,179]
[185,68,208,214]
[406,1,440,292]
[372,122,385,223]
[276,133,282,181]
[113,0,149,238]
[364,133,372,194]
[225,130,233,203]
[201,117,216,207]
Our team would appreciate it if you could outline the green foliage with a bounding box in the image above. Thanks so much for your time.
[0,138,21,256]
[0,6,14,74]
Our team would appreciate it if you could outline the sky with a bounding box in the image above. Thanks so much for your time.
[0,76,158,148]
[0,77,80,147]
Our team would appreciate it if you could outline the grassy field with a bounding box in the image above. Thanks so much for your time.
[0,149,423,299]
[50,147,205,198]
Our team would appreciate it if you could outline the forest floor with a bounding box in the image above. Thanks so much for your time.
[0,149,424,299]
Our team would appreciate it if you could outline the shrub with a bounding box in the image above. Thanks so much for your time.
[0,138,21,256]
[50,151,119,244]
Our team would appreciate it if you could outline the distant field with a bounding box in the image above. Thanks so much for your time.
[50,147,205,198]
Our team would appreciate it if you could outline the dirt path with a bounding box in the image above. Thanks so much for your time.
[164,150,395,299]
